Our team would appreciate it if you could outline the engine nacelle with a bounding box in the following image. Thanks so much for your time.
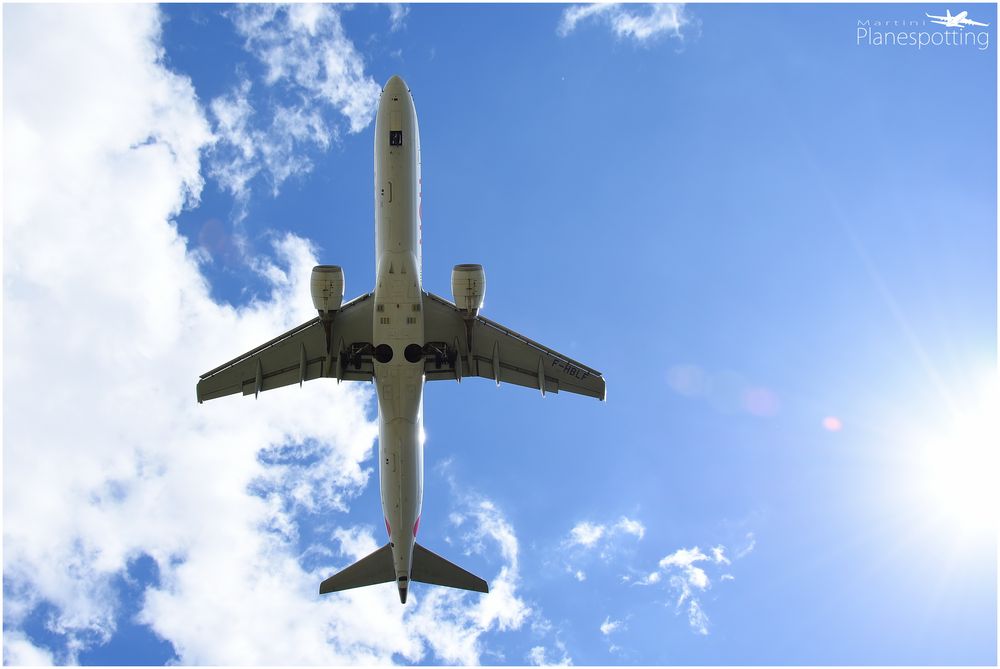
[311,265,345,317]
[451,264,485,318]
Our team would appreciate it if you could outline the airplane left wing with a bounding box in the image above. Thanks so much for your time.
[197,293,375,402]
[421,292,606,400]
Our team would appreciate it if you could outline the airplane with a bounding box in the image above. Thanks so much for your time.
[925,9,989,27]
[196,75,606,604]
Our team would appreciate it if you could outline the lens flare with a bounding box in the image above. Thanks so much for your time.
[822,416,843,432]
[912,373,999,532]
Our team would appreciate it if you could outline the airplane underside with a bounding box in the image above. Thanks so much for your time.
[196,75,605,604]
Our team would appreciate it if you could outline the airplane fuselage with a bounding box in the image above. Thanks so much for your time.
[373,75,424,601]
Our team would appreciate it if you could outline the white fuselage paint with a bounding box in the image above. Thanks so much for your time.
[373,75,423,590]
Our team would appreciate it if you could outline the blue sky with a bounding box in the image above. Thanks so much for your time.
[3,3,996,665]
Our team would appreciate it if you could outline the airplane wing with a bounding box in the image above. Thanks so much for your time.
[963,18,989,26]
[925,13,947,20]
[196,293,376,402]
[421,292,606,400]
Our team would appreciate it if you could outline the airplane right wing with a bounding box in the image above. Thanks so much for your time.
[421,292,606,400]
[196,293,376,403]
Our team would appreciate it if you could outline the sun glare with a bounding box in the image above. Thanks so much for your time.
[912,373,999,533]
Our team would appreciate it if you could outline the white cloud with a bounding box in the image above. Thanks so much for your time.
[409,464,538,664]
[209,79,333,202]
[231,4,380,133]
[660,548,711,609]
[527,641,572,666]
[207,4,381,207]
[648,543,749,635]
[388,3,410,32]
[404,506,531,663]
[687,600,710,636]
[462,501,530,632]
[633,570,661,586]
[557,3,612,37]
[2,632,57,666]
[736,532,757,559]
[659,546,709,570]
[2,5,530,664]
[616,516,646,540]
[565,515,644,550]
[557,3,692,44]
[561,515,646,584]
[560,514,751,638]
[331,526,381,562]
[208,78,259,198]
[568,521,606,547]
[600,616,623,636]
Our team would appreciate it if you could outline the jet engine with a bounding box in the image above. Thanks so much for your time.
[311,265,345,318]
[451,264,485,318]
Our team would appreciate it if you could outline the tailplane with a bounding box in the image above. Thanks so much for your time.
[318,542,488,601]
[319,543,394,594]
[411,543,489,593]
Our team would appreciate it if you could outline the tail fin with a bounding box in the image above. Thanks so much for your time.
[411,543,489,593]
[319,543,394,594]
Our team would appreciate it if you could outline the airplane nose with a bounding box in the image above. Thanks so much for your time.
[384,75,408,94]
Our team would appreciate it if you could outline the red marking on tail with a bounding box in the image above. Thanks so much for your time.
[413,516,421,537]
[385,518,391,537]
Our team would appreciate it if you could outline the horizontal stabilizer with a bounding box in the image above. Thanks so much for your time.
[411,543,489,593]
[319,543,394,594]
